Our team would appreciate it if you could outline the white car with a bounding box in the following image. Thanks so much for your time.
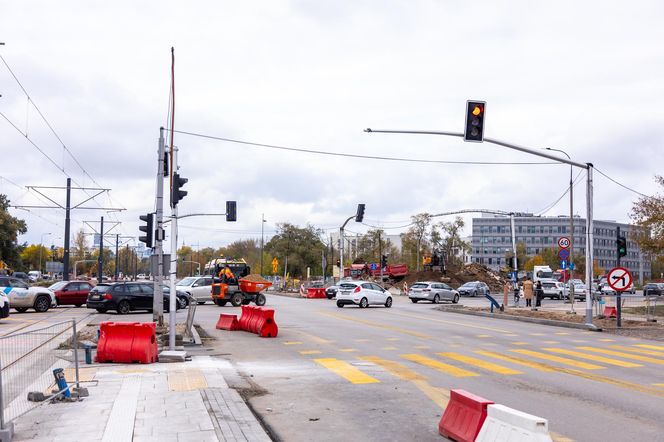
[0,290,9,318]
[336,281,392,308]
[0,276,57,312]
[540,279,565,299]
[601,283,635,295]
[176,276,214,304]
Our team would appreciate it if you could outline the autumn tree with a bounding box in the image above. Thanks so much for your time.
[265,223,325,278]
[432,216,470,267]
[401,213,432,271]
[504,242,527,271]
[630,175,664,256]
[20,244,51,271]
[0,194,27,268]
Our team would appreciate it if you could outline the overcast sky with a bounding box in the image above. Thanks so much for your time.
[1,1,662,253]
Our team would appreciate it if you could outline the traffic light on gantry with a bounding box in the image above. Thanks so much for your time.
[464,100,486,142]
[617,236,627,258]
[171,173,188,207]
[139,213,154,248]
[226,201,237,222]
[355,203,365,222]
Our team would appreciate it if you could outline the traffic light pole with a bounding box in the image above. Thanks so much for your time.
[339,215,355,281]
[365,128,597,329]
[168,147,179,351]
[616,226,622,327]
[154,127,166,325]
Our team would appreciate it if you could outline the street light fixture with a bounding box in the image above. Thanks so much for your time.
[546,147,575,312]
[39,233,52,275]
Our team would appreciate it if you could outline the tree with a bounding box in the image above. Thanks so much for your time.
[504,242,527,271]
[630,175,664,255]
[20,244,51,271]
[402,213,431,271]
[265,223,325,278]
[0,194,27,268]
[433,216,470,268]
[539,248,560,269]
[524,255,545,271]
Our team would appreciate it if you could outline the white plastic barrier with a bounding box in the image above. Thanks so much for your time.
[475,404,553,442]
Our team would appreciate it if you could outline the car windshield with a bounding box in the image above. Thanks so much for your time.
[177,277,197,286]
[411,283,429,288]
[460,282,478,288]
[339,283,358,289]
[49,281,68,291]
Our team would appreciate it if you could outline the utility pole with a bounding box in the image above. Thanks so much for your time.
[378,230,384,283]
[114,234,119,280]
[63,178,72,280]
[261,214,266,275]
[125,244,130,280]
[154,127,166,324]
[169,146,179,350]
[97,216,104,284]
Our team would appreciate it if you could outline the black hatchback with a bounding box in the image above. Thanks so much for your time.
[86,282,181,315]
[644,283,664,296]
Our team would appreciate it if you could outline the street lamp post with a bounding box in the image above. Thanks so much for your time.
[546,147,575,312]
[261,214,266,275]
[39,233,52,275]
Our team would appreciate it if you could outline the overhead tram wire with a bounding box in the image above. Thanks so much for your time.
[534,169,585,216]
[171,129,558,166]
[593,166,654,199]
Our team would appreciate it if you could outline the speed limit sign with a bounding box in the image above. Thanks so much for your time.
[558,237,570,249]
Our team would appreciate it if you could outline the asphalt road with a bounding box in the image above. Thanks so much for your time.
[195,294,663,442]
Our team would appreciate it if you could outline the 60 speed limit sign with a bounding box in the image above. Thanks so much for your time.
[558,237,570,249]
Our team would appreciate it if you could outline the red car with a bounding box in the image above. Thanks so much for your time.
[48,280,94,307]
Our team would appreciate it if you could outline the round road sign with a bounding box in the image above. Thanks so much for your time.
[558,237,571,248]
[607,267,633,292]
[558,249,570,260]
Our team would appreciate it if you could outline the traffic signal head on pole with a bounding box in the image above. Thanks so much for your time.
[464,100,486,142]
[381,254,388,268]
[171,173,188,207]
[226,201,237,222]
[617,236,627,258]
[139,213,154,248]
[355,203,365,223]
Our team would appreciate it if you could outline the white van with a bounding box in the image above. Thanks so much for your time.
[28,270,42,282]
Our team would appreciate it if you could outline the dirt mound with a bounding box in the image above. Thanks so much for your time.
[241,274,270,283]
[402,263,506,293]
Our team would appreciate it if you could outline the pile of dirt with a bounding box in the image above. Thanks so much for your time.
[402,263,506,293]
[241,274,270,283]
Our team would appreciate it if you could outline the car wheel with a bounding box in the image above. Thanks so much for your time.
[197,301,206,305]
[336,301,344,308]
[34,296,51,313]
[411,298,418,303]
[177,297,187,309]
[214,299,227,307]
[453,294,459,304]
[255,294,266,306]
[75,304,83,308]
[433,294,440,304]
[230,293,243,307]
[473,290,478,297]
[359,297,368,308]
[116,300,131,315]
[96,308,107,313]
[385,297,392,308]
[15,307,29,313]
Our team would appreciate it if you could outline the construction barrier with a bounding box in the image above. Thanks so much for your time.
[307,287,327,299]
[439,389,493,442]
[238,305,279,338]
[299,284,307,297]
[603,306,617,318]
[96,322,158,364]
[475,404,552,442]
[215,313,239,331]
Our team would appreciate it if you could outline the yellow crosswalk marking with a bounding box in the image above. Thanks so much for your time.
[414,345,430,349]
[387,337,400,341]
[543,341,559,344]
[300,350,322,355]
[505,334,519,337]
[512,342,530,345]
[543,348,642,368]
[571,340,587,343]
[654,383,664,387]
[476,351,556,372]
[284,341,303,345]
[530,333,545,336]
[437,352,522,375]
[401,354,478,377]
[576,347,664,365]
[555,332,570,335]
[551,431,575,442]
[320,312,431,339]
[382,346,398,350]
[510,349,605,370]
[609,345,664,357]
[314,358,380,384]
[636,344,664,350]
[477,334,492,338]
[599,339,615,342]
[339,348,358,352]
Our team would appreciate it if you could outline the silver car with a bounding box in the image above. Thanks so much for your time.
[0,276,56,313]
[409,281,459,304]
[176,276,214,304]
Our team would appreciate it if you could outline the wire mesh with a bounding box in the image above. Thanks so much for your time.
[0,320,78,425]
[599,293,663,323]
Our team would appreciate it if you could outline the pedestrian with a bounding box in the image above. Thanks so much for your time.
[535,280,543,307]
[523,277,534,308]
[503,280,511,309]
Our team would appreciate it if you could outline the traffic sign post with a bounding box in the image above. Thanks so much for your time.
[560,260,567,269]
[607,266,632,328]
[558,237,570,249]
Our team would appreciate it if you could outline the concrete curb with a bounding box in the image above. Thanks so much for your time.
[436,306,603,332]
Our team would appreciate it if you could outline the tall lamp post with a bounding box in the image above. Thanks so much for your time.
[260,214,266,275]
[39,232,52,274]
[546,147,575,312]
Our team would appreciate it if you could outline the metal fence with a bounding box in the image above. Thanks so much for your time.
[598,294,663,323]
[0,320,80,432]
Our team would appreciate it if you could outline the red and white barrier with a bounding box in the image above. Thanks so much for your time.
[475,404,553,442]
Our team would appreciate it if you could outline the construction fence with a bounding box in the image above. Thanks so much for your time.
[0,320,80,434]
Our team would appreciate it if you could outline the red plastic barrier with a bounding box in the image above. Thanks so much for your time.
[257,308,278,337]
[96,322,157,364]
[216,313,239,331]
[237,306,278,338]
[439,389,493,442]
[238,305,252,330]
[307,288,326,299]
[603,306,617,318]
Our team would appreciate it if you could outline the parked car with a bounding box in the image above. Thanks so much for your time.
[0,276,56,313]
[569,283,588,301]
[643,283,664,296]
[48,280,94,306]
[457,281,490,297]
[601,282,635,295]
[540,280,565,299]
[336,281,392,308]
[0,290,9,319]
[11,272,31,282]
[325,284,340,299]
[28,270,42,282]
[86,282,181,314]
[176,276,214,305]
[162,284,190,310]
[409,281,459,304]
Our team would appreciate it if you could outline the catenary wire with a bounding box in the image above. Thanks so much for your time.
[593,166,653,199]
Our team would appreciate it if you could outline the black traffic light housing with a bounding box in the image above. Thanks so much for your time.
[355,203,365,223]
[464,100,486,142]
[381,254,388,268]
[171,173,188,207]
[226,201,237,222]
[617,236,627,258]
[139,213,155,248]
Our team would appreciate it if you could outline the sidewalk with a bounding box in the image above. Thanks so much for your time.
[10,356,271,442]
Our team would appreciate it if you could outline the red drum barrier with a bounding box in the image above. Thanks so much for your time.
[307,288,326,299]
[237,306,278,338]
[216,313,239,331]
[96,322,157,364]
[439,389,493,442]
[603,306,617,318]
